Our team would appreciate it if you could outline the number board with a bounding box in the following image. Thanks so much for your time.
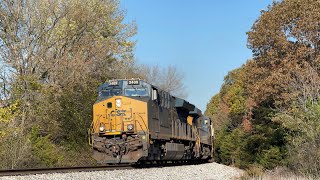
[128,80,140,85]
[108,80,119,86]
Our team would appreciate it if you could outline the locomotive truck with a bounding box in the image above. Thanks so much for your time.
[89,79,214,164]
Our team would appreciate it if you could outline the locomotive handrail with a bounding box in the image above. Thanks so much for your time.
[88,115,101,146]
[136,113,147,129]
[134,120,146,134]
[88,121,94,146]
[135,113,148,135]
[96,115,102,131]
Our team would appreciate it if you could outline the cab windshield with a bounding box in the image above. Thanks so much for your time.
[99,89,122,99]
[124,88,148,97]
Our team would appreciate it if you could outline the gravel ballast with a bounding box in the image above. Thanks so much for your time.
[0,162,244,180]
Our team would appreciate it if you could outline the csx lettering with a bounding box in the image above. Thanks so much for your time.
[111,110,126,116]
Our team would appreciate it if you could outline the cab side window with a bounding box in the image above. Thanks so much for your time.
[152,88,158,101]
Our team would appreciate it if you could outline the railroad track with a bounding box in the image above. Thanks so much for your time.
[0,165,133,177]
[0,160,210,177]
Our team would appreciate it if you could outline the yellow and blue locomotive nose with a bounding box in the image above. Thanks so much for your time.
[92,96,148,136]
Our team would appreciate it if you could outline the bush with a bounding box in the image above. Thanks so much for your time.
[274,100,320,176]
[215,127,252,168]
[214,111,287,170]
[0,103,34,169]
[30,127,64,167]
[258,146,285,169]
[30,126,96,168]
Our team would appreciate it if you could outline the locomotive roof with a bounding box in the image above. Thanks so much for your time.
[98,79,149,91]
[175,97,195,112]
[97,79,202,114]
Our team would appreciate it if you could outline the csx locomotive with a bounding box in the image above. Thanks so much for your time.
[89,79,214,164]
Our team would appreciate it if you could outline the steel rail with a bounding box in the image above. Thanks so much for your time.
[0,160,210,177]
[0,165,133,177]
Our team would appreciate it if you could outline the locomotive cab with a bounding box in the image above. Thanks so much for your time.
[90,79,151,163]
[94,79,151,134]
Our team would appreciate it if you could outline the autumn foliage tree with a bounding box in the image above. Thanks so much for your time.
[206,0,320,176]
[247,0,320,175]
[0,0,136,169]
[206,64,286,169]
[0,0,187,169]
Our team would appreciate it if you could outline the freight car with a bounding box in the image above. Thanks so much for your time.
[89,79,214,164]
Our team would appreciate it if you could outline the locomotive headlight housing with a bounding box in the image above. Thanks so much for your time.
[99,126,105,132]
[115,99,122,108]
[127,124,134,131]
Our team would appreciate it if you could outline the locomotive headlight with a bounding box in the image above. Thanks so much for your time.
[99,126,105,132]
[127,124,134,131]
[115,99,122,108]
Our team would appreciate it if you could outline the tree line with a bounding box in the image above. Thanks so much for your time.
[206,0,320,177]
[0,0,185,169]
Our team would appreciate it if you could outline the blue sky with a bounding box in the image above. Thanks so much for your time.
[121,1,273,112]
